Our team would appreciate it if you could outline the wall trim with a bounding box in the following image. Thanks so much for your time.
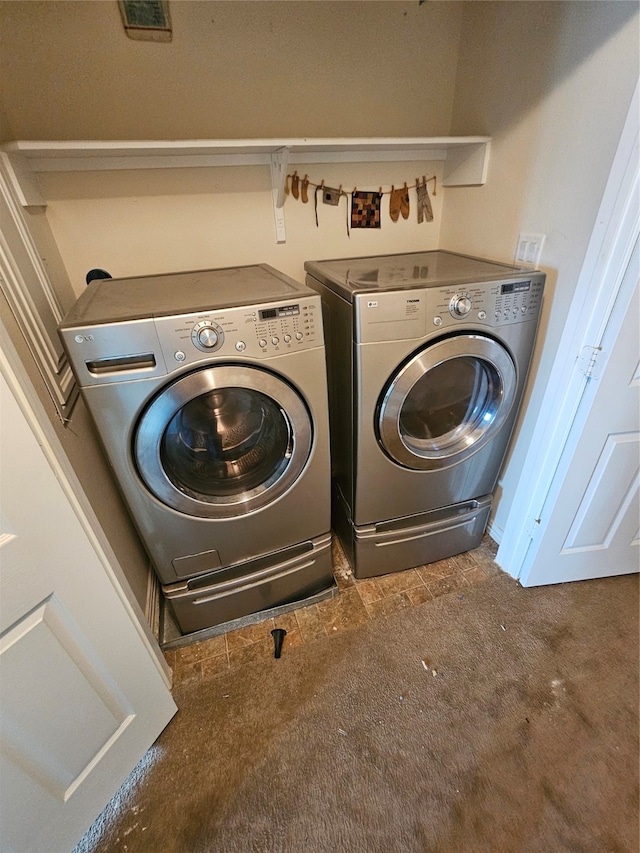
[0,153,77,420]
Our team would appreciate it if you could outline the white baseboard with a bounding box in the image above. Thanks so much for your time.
[486,517,503,545]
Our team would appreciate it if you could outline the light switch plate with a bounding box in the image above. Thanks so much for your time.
[515,233,545,268]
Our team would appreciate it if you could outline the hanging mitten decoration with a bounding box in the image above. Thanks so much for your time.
[401,183,410,219]
[416,176,434,223]
[389,184,410,222]
[389,185,401,222]
[291,172,300,200]
[351,189,383,229]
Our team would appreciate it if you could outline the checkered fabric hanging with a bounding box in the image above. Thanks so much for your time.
[351,190,383,229]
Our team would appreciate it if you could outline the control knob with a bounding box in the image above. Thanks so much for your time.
[191,321,223,352]
[197,326,219,348]
[449,295,472,318]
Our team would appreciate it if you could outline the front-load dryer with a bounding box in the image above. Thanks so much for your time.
[59,264,333,632]
[304,251,545,579]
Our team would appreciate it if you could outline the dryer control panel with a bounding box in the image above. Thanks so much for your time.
[354,274,545,343]
[430,275,545,331]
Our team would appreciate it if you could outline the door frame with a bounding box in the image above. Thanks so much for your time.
[497,78,639,579]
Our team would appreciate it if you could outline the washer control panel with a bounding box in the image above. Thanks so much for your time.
[154,295,322,368]
[255,303,307,350]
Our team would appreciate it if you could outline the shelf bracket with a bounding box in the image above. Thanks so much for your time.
[1,152,46,209]
[442,140,491,187]
[270,147,289,244]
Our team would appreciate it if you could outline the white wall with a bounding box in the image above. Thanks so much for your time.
[0,1,462,139]
[442,0,639,538]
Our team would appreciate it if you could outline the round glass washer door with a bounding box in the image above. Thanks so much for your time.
[377,335,517,470]
[134,365,312,518]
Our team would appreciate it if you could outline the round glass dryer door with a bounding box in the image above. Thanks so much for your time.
[134,365,312,518]
[377,335,517,470]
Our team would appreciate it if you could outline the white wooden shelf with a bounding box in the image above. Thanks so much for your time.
[1,136,490,242]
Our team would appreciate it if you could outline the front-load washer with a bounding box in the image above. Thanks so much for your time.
[304,250,545,579]
[59,264,333,632]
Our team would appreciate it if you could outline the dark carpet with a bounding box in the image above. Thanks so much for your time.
[79,571,639,853]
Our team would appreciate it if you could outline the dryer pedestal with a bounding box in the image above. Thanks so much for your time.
[333,486,491,579]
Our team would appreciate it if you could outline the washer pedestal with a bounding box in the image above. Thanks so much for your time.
[163,533,333,633]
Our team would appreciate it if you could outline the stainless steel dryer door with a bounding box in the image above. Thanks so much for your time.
[134,365,312,518]
[377,335,517,470]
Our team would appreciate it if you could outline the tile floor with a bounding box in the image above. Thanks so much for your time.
[163,534,500,688]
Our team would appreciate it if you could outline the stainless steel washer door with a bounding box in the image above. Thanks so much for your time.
[135,365,312,517]
[377,335,517,470]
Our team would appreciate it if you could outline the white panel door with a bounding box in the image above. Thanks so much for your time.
[0,357,177,853]
[519,241,639,586]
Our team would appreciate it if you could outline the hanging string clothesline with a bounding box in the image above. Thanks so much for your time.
[285,171,437,237]
[285,172,437,237]
[285,172,437,199]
